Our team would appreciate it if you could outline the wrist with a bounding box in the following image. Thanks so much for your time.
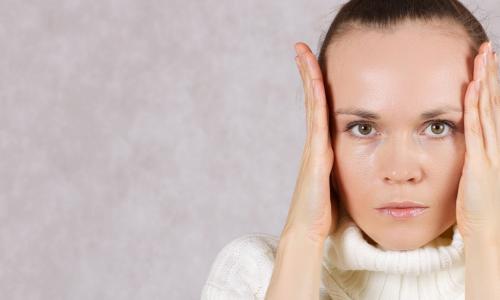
[280,225,327,247]
[265,227,325,299]
[464,232,500,270]
[464,232,500,299]
[464,229,500,249]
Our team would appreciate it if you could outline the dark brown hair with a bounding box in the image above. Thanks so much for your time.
[319,0,490,228]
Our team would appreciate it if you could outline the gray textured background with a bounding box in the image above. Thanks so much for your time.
[1,1,498,299]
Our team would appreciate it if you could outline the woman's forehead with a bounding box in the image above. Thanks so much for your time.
[325,20,473,112]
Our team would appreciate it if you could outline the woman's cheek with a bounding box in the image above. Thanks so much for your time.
[335,131,465,159]
[333,134,465,193]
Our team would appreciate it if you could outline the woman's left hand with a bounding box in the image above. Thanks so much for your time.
[456,41,500,244]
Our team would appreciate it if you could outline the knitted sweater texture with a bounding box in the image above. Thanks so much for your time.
[201,216,465,299]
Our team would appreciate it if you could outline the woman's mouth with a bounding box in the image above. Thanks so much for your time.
[375,207,428,219]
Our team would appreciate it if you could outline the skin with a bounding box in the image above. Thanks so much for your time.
[326,19,469,251]
[265,18,500,300]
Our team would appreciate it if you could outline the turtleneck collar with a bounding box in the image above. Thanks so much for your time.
[322,215,465,276]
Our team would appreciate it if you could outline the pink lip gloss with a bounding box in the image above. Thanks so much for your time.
[375,207,428,219]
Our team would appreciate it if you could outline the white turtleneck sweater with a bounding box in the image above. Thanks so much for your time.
[201,215,465,299]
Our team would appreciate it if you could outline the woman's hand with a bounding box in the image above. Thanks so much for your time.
[264,42,337,300]
[456,41,500,299]
[280,42,337,244]
[456,41,500,244]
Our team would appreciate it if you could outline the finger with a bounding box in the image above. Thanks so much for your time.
[296,42,324,86]
[487,45,500,164]
[295,54,311,138]
[464,75,486,165]
[464,77,487,164]
[485,44,500,160]
[294,48,310,103]
[311,78,332,161]
[476,45,498,164]
[295,55,306,86]
[296,43,324,146]
[303,49,324,82]
[295,43,313,103]
[295,43,332,170]
[294,44,313,144]
[302,49,329,148]
[486,44,500,101]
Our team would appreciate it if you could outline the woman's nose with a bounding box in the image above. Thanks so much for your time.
[384,169,421,184]
[379,136,423,184]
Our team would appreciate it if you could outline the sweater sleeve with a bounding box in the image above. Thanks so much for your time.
[200,233,280,300]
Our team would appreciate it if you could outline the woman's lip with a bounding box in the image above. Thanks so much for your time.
[378,205,429,209]
[375,207,428,218]
[376,201,428,208]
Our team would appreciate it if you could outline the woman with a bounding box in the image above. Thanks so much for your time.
[202,0,500,299]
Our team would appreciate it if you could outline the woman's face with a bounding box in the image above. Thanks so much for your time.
[326,19,474,250]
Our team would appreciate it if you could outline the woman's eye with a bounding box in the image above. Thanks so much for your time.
[346,123,377,138]
[423,121,455,138]
[345,121,457,139]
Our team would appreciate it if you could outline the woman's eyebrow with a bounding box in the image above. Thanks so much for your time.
[334,106,462,120]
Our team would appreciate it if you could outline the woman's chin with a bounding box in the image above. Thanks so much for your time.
[361,227,437,251]
[362,225,455,251]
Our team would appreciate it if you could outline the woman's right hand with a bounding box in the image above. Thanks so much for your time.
[264,42,338,300]
[281,42,338,244]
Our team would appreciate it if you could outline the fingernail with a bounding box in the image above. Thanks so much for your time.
[487,41,492,53]
[482,52,487,65]
[474,79,481,93]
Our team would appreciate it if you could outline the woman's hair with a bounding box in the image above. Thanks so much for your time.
[318,0,489,79]
[321,0,490,226]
